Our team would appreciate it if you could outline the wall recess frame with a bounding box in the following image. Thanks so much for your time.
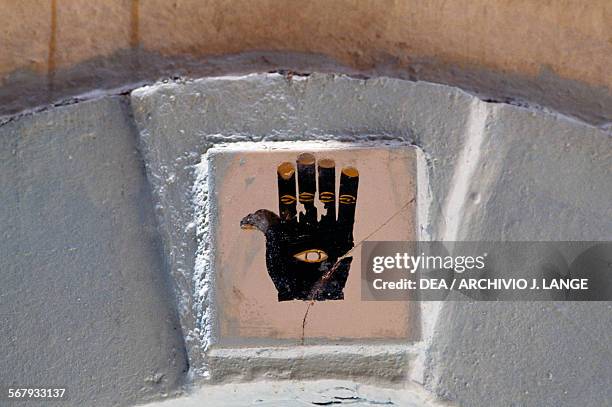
[130,73,471,380]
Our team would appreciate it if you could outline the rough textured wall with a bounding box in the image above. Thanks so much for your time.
[1,73,610,406]
[0,97,189,406]
[1,0,611,125]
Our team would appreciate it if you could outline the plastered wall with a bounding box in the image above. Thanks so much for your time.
[1,71,611,406]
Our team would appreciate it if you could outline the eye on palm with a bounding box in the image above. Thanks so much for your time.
[240,153,359,301]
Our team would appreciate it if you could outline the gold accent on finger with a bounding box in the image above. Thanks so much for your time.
[277,162,295,179]
[319,191,335,202]
[299,192,315,203]
[297,153,315,165]
[339,194,356,204]
[342,167,359,178]
[280,194,297,204]
[319,158,335,168]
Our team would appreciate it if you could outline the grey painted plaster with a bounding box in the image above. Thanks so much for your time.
[129,73,477,377]
[2,50,611,128]
[426,101,612,406]
[1,72,610,407]
[0,97,188,406]
[141,379,444,407]
[130,73,611,406]
[207,344,418,384]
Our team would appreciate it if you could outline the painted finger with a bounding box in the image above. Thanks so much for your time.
[337,166,359,230]
[277,162,297,222]
[318,158,336,225]
[297,153,317,225]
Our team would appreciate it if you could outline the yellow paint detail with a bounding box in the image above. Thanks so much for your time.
[342,167,359,178]
[299,192,315,203]
[280,194,297,204]
[293,249,329,263]
[339,194,356,204]
[277,162,295,179]
[318,158,335,169]
[297,153,315,165]
[319,191,335,202]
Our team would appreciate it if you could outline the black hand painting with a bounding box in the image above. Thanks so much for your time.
[240,153,359,301]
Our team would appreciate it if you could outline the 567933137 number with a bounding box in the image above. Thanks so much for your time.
[7,388,66,399]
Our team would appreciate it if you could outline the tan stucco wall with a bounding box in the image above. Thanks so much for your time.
[1,0,610,123]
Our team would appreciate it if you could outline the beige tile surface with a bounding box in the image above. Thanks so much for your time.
[209,143,419,345]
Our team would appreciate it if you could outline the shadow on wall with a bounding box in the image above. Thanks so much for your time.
[2,48,612,129]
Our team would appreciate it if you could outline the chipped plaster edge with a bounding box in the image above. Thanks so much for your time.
[192,138,428,380]
[191,157,218,379]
